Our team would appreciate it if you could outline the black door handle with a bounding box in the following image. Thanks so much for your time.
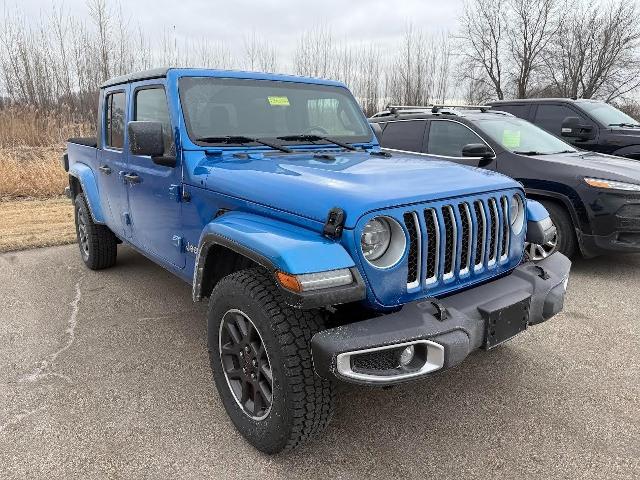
[98,165,112,175]
[123,173,141,184]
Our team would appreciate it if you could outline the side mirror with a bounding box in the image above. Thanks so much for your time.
[370,122,383,142]
[561,116,595,139]
[462,143,494,159]
[128,121,176,167]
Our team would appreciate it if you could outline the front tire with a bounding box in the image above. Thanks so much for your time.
[73,194,117,270]
[207,268,335,454]
[525,200,577,260]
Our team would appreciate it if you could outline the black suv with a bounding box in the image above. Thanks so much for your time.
[489,98,640,160]
[369,106,640,259]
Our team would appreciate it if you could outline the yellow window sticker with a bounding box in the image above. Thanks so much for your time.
[268,96,290,106]
[502,129,521,148]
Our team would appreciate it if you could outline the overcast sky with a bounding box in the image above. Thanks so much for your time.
[12,0,465,65]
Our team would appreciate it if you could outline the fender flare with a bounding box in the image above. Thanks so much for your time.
[192,211,363,307]
[526,199,550,222]
[68,162,106,224]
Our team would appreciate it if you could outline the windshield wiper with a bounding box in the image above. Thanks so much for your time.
[513,150,549,156]
[276,134,358,151]
[195,135,292,153]
[609,123,640,128]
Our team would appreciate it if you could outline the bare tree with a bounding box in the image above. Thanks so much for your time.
[293,26,335,78]
[243,31,278,72]
[543,0,640,101]
[507,0,561,98]
[459,0,507,99]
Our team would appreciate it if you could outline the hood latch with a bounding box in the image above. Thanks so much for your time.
[323,207,346,239]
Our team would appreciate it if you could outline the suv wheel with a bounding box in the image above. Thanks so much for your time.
[74,194,118,269]
[207,267,335,454]
[525,200,576,260]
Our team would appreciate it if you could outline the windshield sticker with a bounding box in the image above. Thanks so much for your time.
[268,96,290,106]
[502,129,521,148]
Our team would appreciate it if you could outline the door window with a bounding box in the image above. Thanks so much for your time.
[134,87,174,155]
[494,104,530,119]
[427,121,486,157]
[105,91,125,150]
[380,120,426,151]
[534,104,589,135]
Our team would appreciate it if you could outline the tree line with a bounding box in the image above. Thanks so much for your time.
[0,0,638,126]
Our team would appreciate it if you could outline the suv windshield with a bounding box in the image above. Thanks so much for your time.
[577,101,640,127]
[475,116,577,155]
[179,77,372,146]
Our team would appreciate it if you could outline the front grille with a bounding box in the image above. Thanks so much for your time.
[403,212,420,287]
[403,195,512,289]
[424,209,439,282]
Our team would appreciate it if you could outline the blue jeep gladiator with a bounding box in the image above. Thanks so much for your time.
[62,68,570,453]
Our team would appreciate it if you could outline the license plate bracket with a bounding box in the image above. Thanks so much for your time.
[481,295,531,349]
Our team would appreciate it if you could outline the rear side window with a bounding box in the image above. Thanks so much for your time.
[534,104,588,135]
[105,91,125,149]
[494,104,529,119]
[134,87,174,155]
[427,121,485,157]
[380,120,426,151]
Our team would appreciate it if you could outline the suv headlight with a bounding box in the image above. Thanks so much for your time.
[509,194,525,234]
[584,177,640,192]
[361,216,406,268]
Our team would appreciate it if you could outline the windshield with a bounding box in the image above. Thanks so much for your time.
[179,77,372,146]
[476,116,577,155]
[577,101,639,127]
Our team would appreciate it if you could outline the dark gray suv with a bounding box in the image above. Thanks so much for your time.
[489,98,640,160]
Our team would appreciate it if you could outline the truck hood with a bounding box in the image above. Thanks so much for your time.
[183,150,519,228]
[526,150,640,184]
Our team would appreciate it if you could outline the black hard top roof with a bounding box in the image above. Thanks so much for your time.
[100,68,170,88]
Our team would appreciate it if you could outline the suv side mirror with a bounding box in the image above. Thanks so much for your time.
[561,116,595,140]
[128,121,176,167]
[462,143,494,159]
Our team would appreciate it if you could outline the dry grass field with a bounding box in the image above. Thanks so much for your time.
[0,108,90,251]
[0,197,75,253]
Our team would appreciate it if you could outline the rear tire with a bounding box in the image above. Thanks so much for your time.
[73,194,117,270]
[207,267,336,454]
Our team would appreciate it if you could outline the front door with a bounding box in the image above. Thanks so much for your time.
[97,87,131,238]
[126,82,184,268]
[425,120,497,169]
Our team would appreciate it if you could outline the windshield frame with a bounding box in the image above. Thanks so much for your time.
[473,115,578,155]
[177,76,373,148]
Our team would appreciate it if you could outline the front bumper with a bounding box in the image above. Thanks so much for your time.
[311,253,571,386]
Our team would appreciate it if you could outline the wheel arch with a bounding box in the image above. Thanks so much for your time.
[68,163,106,224]
[192,212,362,308]
[524,188,588,234]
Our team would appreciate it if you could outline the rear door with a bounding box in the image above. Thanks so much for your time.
[425,119,497,169]
[378,120,427,152]
[98,87,132,237]
[126,81,184,268]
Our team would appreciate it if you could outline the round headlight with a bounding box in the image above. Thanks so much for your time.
[510,194,525,234]
[360,216,406,268]
[361,217,391,261]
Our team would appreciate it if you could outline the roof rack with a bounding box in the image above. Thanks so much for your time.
[385,104,493,115]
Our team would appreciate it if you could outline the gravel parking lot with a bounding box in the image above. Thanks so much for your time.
[1,245,638,479]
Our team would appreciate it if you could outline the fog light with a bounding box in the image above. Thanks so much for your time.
[399,345,415,367]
